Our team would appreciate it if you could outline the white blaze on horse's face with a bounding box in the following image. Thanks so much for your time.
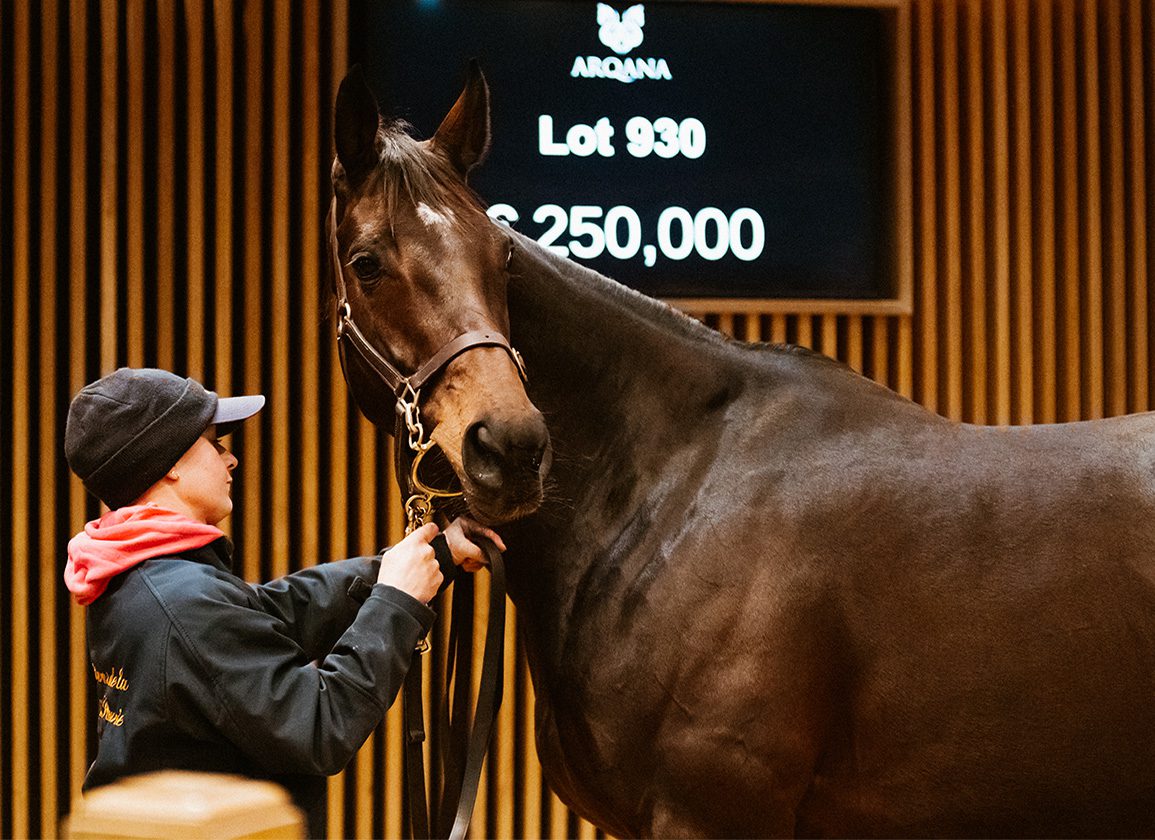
[332,64,552,524]
[416,202,455,229]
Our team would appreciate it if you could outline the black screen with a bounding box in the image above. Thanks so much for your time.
[350,1,894,299]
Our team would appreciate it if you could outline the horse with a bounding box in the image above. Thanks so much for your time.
[328,63,1155,837]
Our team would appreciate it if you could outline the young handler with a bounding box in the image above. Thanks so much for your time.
[64,367,503,835]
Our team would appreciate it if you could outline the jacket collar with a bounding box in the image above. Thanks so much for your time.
[181,536,237,575]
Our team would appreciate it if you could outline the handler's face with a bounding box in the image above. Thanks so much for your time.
[170,426,237,525]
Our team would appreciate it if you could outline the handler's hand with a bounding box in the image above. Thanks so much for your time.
[443,516,506,573]
[377,522,443,604]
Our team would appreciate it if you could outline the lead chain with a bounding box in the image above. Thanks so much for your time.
[397,382,431,454]
[398,383,435,534]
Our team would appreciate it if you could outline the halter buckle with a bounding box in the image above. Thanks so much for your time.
[336,302,352,338]
[511,347,528,382]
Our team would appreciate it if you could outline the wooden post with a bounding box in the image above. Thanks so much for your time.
[64,771,304,839]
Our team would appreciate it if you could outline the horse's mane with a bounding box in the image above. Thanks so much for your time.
[513,230,727,346]
[513,231,853,373]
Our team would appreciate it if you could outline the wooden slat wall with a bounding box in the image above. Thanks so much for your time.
[1,1,1152,838]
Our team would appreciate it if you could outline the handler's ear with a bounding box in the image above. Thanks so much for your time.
[430,59,491,178]
[334,65,382,192]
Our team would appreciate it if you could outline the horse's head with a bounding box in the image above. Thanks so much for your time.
[330,63,551,524]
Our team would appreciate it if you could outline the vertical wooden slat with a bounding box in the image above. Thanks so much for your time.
[300,0,321,568]
[157,0,176,371]
[355,420,377,839]
[941,0,963,421]
[1,7,7,826]
[495,603,519,839]
[989,0,1012,425]
[213,0,235,446]
[962,0,985,423]
[383,675,403,840]
[795,315,813,349]
[521,660,543,840]
[847,316,864,374]
[1079,0,1103,419]
[897,316,914,400]
[1141,0,1150,411]
[68,0,91,802]
[470,572,491,838]
[1011,0,1034,425]
[241,0,263,582]
[1058,0,1081,420]
[39,1,60,834]
[894,0,914,319]
[1034,0,1058,424]
[187,0,206,379]
[548,791,568,839]
[11,1,31,835]
[270,0,291,580]
[100,2,118,372]
[820,314,837,360]
[1126,0,1149,412]
[126,0,145,366]
[769,314,787,344]
[916,0,938,412]
[871,317,889,386]
[1103,0,1127,418]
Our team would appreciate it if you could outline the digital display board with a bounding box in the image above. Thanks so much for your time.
[350,1,900,302]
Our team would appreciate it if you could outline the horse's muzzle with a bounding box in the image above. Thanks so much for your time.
[462,412,551,521]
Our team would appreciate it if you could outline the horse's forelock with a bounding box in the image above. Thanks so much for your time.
[376,119,487,225]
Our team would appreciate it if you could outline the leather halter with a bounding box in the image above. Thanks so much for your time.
[327,198,525,414]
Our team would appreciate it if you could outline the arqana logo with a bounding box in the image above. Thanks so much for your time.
[597,3,645,55]
[572,2,670,83]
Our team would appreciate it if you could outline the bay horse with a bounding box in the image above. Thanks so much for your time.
[329,63,1155,837]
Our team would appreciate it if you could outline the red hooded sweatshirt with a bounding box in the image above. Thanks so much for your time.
[65,504,225,606]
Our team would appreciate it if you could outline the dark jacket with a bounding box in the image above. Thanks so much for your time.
[82,536,443,837]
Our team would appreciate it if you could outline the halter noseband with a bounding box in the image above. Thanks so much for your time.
[327,197,527,528]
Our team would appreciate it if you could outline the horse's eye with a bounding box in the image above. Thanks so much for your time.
[350,255,381,282]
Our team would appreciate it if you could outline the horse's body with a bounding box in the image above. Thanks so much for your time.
[501,236,1155,837]
[329,65,1155,836]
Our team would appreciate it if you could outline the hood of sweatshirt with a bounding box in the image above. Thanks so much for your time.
[65,504,225,605]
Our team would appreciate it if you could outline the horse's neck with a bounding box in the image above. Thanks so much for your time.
[507,234,736,441]
[502,235,743,668]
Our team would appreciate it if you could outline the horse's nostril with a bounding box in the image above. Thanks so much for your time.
[474,423,501,457]
[463,416,551,496]
[529,439,547,472]
[464,422,504,492]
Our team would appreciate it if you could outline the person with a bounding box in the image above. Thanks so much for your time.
[63,367,504,836]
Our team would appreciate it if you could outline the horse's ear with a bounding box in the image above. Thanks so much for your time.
[334,65,381,190]
[431,59,491,178]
